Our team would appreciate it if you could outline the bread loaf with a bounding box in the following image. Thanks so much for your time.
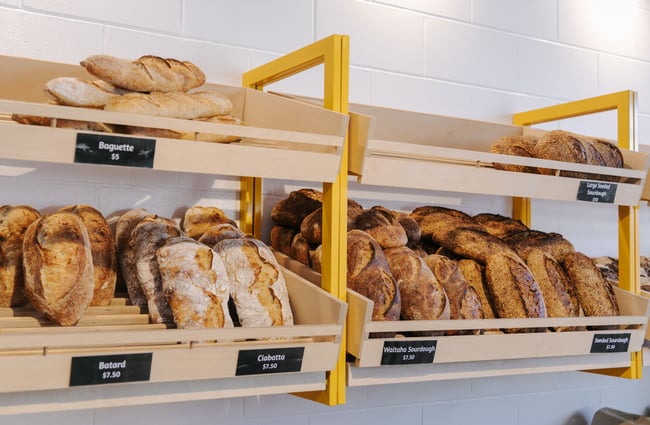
[534,130,589,177]
[290,233,311,267]
[131,215,181,324]
[562,251,619,318]
[503,229,575,262]
[352,206,408,249]
[44,77,123,108]
[80,54,206,93]
[270,225,298,257]
[310,245,323,273]
[347,230,400,321]
[58,205,117,306]
[192,114,244,144]
[12,113,115,133]
[104,91,233,120]
[156,236,233,329]
[0,205,41,307]
[198,223,245,248]
[490,134,539,173]
[271,188,322,229]
[115,208,149,308]
[424,254,483,322]
[300,207,322,245]
[484,252,547,321]
[458,259,496,320]
[473,213,528,239]
[182,206,236,240]
[214,237,293,327]
[22,212,94,326]
[384,246,449,321]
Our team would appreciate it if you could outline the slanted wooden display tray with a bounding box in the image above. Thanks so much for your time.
[348,104,650,205]
[0,55,348,182]
[346,286,649,386]
[0,266,346,402]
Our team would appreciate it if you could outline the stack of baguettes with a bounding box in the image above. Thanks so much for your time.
[271,189,621,334]
[490,129,624,181]
[11,54,242,142]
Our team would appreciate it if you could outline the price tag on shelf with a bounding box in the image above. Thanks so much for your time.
[69,353,153,386]
[381,340,437,365]
[74,133,156,168]
[576,181,617,203]
[590,333,631,353]
[235,347,304,376]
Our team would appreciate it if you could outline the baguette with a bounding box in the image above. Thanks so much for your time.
[80,54,206,93]
[104,91,233,120]
[44,77,124,108]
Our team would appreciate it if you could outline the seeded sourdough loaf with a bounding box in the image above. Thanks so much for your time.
[562,251,620,318]
[458,259,496,320]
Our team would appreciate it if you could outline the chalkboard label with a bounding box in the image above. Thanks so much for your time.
[235,347,304,376]
[590,333,631,353]
[381,340,437,365]
[576,181,617,203]
[69,353,153,386]
[74,133,156,168]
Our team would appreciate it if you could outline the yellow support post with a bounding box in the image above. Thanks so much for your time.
[242,34,349,405]
[513,90,642,379]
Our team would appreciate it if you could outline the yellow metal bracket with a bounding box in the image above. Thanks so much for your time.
[242,34,350,405]
[513,90,642,379]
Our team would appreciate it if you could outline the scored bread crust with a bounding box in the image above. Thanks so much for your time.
[182,206,237,240]
[458,259,496,320]
[424,254,482,321]
[44,77,123,108]
[0,205,41,307]
[58,204,117,306]
[526,249,579,321]
[104,91,233,120]
[490,134,539,173]
[22,212,94,326]
[157,237,233,329]
[198,223,245,248]
[353,206,408,249]
[80,54,206,93]
[271,188,322,229]
[562,251,619,317]
[214,237,293,327]
[115,208,149,308]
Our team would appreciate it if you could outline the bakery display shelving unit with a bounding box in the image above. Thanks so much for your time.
[0,46,348,414]
[344,90,650,386]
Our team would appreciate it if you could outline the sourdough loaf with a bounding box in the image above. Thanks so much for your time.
[198,223,245,248]
[347,230,400,321]
[115,208,150,308]
[562,251,619,318]
[458,259,496,320]
[58,205,117,306]
[156,236,233,329]
[270,225,298,257]
[80,54,206,93]
[503,229,575,262]
[352,206,408,249]
[214,237,293,327]
[271,188,322,229]
[22,212,94,326]
[182,206,236,240]
[473,213,529,239]
[0,205,41,307]
[490,134,539,173]
[290,233,311,267]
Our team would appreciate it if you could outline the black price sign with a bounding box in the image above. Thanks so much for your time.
[235,347,304,376]
[590,333,631,353]
[69,353,153,386]
[576,181,617,203]
[74,133,156,168]
[381,340,437,365]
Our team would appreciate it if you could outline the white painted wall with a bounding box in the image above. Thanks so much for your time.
[1,1,650,424]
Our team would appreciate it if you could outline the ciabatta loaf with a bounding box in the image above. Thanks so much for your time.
[58,205,117,306]
[157,237,233,329]
[214,237,293,327]
[80,54,206,93]
[23,212,94,326]
[0,205,41,307]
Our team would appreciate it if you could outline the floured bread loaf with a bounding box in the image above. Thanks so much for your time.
[271,188,322,229]
[44,77,124,108]
[353,206,408,249]
[80,54,206,93]
[198,223,245,248]
[157,237,233,329]
[214,237,293,327]
[104,91,233,120]
[347,230,400,321]
[58,205,117,306]
[182,206,236,240]
[384,246,449,321]
[562,251,619,318]
[115,208,149,308]
[23,212,94,326]
[131,215,181,324]
[0,205,41,307]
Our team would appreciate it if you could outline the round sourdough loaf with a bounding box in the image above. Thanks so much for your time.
[198,223,245,248]
[182,206,237,240]
[0,205,41,307]
[562,251,619,318]
[23,212,94,326]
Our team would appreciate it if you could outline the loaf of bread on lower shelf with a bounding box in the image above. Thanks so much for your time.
[115,208,150,309]
[0,205,41,307]
[182,206,237,240]
[458,259,496,320]
[157,236,234,329]
[271,188,323,229]
[353,206,408,249]
[198,223,245,248]
[22,212,95,326]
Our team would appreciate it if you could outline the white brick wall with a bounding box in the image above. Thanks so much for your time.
[1,1,650,424]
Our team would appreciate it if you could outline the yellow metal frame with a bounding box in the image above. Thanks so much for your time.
[241,34,349,406]
[513,90,642,379]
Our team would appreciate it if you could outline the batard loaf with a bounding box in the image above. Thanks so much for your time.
[182,206,237,240]
[104,91,233,120]
[80,54,206,93]
[346,230,400,321]
[115,208,150,308]
[458,259,496,320]
[562,251,619,318]
[0,205,41,307]
[22,212,94,326]
[58,205,117,306]
[214,237,293,327]
[156,236,233,329]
